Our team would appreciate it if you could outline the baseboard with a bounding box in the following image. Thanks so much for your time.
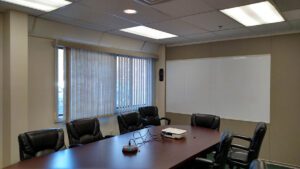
[262,159,300,169]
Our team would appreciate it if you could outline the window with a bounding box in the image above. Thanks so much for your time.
[55,47,66,122]
[116,56,154,113]
[55,48,155,121]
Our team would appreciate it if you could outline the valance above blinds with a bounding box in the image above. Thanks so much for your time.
[55,40,159,59]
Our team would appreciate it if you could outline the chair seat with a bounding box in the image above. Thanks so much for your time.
[228,148,249,163]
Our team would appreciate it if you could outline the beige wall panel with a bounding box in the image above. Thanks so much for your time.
[166,33,300,166]
[155,46,166,120]
[8,11,29,165]
[166,43,211,60]
[211,37,271,57]
[3,11,11,167]
[3,11,29,166]
[269,34,300,164]
[28,37,56,130]
[0,13,3,169]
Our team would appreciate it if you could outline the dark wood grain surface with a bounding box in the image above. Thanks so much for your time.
[5,125,220,169]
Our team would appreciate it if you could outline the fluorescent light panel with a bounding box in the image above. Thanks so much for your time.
[0,0,72,12]
[120,26,177,39]
[221,1,284,26]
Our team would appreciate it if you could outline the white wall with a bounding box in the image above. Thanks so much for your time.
[0,12,4,169]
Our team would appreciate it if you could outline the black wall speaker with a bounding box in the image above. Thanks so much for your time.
[159,68,164,81]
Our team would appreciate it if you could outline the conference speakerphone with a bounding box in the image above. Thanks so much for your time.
[161,128,187,139]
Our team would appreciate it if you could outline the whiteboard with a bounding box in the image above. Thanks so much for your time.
[166,55,270,123]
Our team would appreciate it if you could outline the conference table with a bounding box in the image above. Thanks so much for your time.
[5,125,220,169]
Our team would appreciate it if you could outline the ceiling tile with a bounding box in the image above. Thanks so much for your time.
[248,22,292,35]
[273,0,300,12]
[214,28,251,38]
[147,19,207,36]
[181,33,220,44]
[283,9,300,21]
[151,0,214,18]
[213,28,252,39]
[111,30,159,43]
[202,0,264,10]
[184,32,216,40]
[52,4,137,30]
[79,0,171,24]
[181,11,242,31]
[158,37,191,45]
[289,19,300,30]
[42,13,111,32]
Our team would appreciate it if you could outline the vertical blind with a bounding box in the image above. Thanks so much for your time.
[116,56,154,113]
[69,48,116,120]
[68,48,154,120]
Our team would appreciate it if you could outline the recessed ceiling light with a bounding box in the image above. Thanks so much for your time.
[120,26,177,39]
[0,0,72,12]
[123,9,137,14]
[221,1,284,27]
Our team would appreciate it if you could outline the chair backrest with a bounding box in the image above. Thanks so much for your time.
[214,131,233,169]
[18,128,65,161]
[138,106,161,126]
[117,112,144,134]
[66,118,103,146]
[249,160,266,169]
[249,122,267,160]
[191,113,221,130]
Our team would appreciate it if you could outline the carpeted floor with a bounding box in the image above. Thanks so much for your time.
[266,164,294,169]
[224,163,294,169]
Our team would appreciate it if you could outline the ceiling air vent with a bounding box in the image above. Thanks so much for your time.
[135,0,171,5]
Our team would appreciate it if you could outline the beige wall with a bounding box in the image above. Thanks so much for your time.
[0,12,3,169]
[156,46,166,119]
[2,11,29,166]
[166,33,300,166]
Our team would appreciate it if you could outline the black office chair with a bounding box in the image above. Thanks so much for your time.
[18,128,66,161]
[249,160,266,169]
[191,113,221,130]
[66,118,111,147]
[117,112,144,134]
[227,122,267,169]
[193,131,233,169]
[138,106,171,126]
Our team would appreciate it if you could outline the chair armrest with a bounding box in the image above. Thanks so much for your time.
[231,144,250,151]
[195,157,214,165]
[233,134,252,142]
[69,144,83,148]
[104,135,114,139]
[160,117,171,125]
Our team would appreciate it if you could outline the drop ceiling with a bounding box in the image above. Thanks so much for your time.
[1,0,300,46]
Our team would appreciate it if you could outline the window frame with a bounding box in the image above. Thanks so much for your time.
[55,46,67,122]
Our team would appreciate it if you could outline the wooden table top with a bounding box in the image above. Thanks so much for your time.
[5,125,220,169]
